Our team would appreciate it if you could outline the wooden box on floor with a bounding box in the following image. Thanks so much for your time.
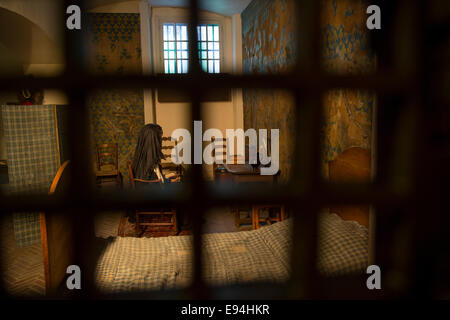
[135,211,178,237]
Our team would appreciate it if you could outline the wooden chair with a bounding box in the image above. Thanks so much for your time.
[127,162,178,236]
[251,204,286,230]
[95,143,122,187]
[211,137,228,174]
[211,137,252,177]
[160,136,183,180]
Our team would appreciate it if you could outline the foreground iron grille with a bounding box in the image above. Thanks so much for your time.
[0,0,444,299]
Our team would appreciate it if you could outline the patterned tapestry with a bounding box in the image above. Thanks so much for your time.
[242,0,375,181]
[321,0,375,164]
[87,13,144,183]
[242,0,297,182]
[1,105,61,247]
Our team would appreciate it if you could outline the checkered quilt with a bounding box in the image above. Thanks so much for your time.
[1,105,60,247]
[95,213,368,293]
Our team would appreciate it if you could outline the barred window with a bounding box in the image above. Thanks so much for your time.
[163,23,189,74]
[162,23,220,74]
[197,24,220,73]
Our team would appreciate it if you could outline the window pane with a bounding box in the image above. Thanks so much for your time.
[164,51,168,59]
[208,51,213,59]
[201,26,206,41]
[169,60,175,73]
[208,25,213,41]
[202,51,207,59]
[202,60,207,72]
[214,51,219,59]
[176,25,181,41]
[177,60,182,73]
[164,60,169,73]
[208,42,213,50]
[182,51,188,59]
[169,42,175,50]
[163,24,168,41]
[182,60,188,73]
[181,25,187,40]
[208,60,214,72]
[167,24,174,41]
[214,60,220,73]
[214,25,219,41]
[214,42,219,51]
[182,41,188,50]
[169,51,175,59]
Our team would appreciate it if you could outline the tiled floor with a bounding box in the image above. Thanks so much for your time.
[94,211,123,238]
[0,215,45,297]
[203,207,252,233]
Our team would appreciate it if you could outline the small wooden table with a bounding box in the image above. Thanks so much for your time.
[214,164,284,229]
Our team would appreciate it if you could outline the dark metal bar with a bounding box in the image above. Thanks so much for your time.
[0,73,415,92]
[0,181,416,213]
[289,0,322,299]
[186,0,209,299]
[63,0,97,298]
[404,0,434,298]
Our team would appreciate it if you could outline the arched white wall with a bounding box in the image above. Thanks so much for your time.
[0,0,62,45]
[0,4,66,159]
[0,4,66,105]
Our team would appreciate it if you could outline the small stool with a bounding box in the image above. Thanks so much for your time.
[251,204,286,230]
[233,205,252,229]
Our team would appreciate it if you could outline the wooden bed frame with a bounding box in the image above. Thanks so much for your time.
[328,147,371,228]
[40,160,73,294]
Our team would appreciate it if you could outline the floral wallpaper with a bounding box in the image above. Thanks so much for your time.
[242,0,375,181]
[87,13,144,183]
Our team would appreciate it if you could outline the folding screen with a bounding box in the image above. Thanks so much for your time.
[1,105,65,247]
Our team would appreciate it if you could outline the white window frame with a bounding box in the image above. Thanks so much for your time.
[151,7,231,75]
[161,22,190,74]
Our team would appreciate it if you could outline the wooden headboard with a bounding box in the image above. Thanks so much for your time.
[328,147,371,228]
[40,160,74,294]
